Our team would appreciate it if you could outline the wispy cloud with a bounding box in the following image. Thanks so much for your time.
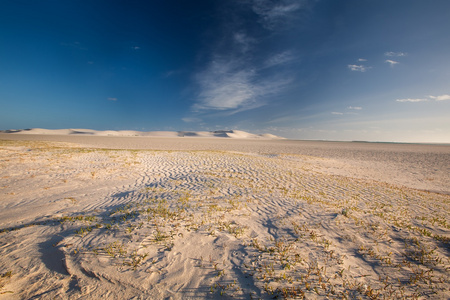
[358,58,367,62]
[396,94,450,103]
[330,106,362,116]
[164,69,183,78]
[396,98,427,103]
[182,117,202,123]
[194,61,257,111]
[233,32,255,53]
[385,59,399,66]
[385,51,407,57]
[107,97,117,101]
[191,1,302,115]
[348,64,370,72]
[429,94,450,101]
[251,0,305,29]
[194,60,291,113]
[265,51,296,68]
[60,41,87,50]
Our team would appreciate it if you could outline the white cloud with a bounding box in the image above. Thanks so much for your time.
[194,61,256,111]
[332,112,344,115]
[396,98,427,103]
[348,64,370,72]
[107,97,117,101]
[191,1,299,114]
[429,94,450,101]
[358,58,367,62]
[347,106,362,110]
[385,51,407,57]
[194,59,291,113]
[385,59,399,66]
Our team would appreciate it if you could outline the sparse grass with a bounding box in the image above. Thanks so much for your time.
[75,226,92,236]
[58,215,97,224]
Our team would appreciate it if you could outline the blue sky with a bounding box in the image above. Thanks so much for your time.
[1,0,449,142]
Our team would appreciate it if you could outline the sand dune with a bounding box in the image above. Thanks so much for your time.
[1,128,285,139]
[0,137,448,299]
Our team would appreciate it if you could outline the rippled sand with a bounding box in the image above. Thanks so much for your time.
[0,136,449,299]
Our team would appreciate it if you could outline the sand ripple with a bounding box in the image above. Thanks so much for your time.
[0,140,449,299]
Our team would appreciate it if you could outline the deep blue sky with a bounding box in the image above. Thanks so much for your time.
[1,0,449,142]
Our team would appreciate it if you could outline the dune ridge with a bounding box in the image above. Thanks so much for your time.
[1,128,285,139]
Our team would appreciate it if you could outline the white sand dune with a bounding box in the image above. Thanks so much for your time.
[1,128,286,139]
[0,136,449,299]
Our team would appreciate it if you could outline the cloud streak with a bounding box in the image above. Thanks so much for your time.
[330,106,363,116]
[182,117,202,123]
[385,59,399,66]
[385,51,407,57]
[265,51,296,68]
[396,94,450,103]
[348,64,370,72]
[396,98,427,103]
[429,94,450,101]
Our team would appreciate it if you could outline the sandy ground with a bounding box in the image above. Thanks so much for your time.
[0,135,449,299]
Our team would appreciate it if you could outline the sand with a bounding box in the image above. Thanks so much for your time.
[0,132,449,299]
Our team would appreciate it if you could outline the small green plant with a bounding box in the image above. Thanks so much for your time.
[124,251,148,270]
[104,241,127,258]
[0,271,13,293]
[341,208,350,217]
[153,228,168,242]
[75,226,92,236]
